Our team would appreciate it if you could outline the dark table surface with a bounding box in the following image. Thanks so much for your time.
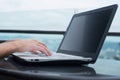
[0,56,120,80]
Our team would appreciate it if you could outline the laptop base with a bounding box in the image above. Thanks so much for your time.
[11,55,90,66]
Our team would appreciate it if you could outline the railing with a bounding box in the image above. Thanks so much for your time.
[0,30,120,35]
[0,30,65,43]
[0,30,120,43]
[0,30,65,34]
[107,32,120,36]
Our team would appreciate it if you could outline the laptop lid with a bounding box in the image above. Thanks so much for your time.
[57,4,118,63]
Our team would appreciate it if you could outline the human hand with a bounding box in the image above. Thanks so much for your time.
[11,39,51,56]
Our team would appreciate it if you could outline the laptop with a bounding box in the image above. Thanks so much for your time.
[12,4,118,64]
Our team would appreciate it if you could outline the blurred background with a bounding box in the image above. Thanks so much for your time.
[0,0,120,61]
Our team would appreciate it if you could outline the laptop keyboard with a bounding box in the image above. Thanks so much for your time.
[12,52,92,61]
[47,52,84,59]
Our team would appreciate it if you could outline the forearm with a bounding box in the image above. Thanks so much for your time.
[0,39,51,58]
[0,41,21,58]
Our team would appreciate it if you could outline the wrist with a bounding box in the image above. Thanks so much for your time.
[9,40,24,52]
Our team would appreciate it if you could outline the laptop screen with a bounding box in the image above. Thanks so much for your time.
[58,4,117,60]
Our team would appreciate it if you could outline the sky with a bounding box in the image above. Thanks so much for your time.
[0,0,119,12]
[0,0,120,32]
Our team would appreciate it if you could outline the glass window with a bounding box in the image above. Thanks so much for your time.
[99,36,120,61]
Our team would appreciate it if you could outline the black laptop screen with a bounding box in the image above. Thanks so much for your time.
[58,7,115,57]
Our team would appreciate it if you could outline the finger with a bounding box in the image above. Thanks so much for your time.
[32,47,51,56]
[38,45,51,56]
[32,50,39,54]
[45,48,52,56]
[38,42,47,47]
[30,40,51,56]
[30,44,50,56]
[39,47,51,56]
[33,39,47,47]
[36,43,48,52]
[37,45,51,56]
